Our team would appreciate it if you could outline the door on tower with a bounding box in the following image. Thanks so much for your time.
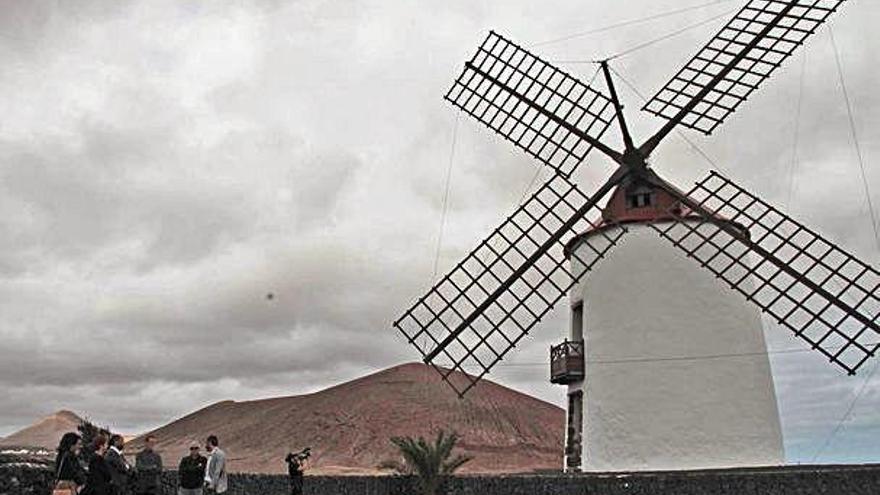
[565,390,584,472]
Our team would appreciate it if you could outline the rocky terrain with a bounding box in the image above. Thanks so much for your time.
[0,410,83,450]
[2,364,564,474]
[128,363,564,474]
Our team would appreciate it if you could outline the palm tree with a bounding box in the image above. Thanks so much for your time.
[379,431,472,495]
[77,417,114,464]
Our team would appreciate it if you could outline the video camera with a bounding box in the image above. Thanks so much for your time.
[285,447,311,464]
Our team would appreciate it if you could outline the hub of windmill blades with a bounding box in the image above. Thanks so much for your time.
[393,0,876,398]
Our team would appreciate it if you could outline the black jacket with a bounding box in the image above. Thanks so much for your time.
[178,455,207,490]
[134,450,163,495]
[105,448,132,494]
[83,455,113,495]
[287,459,303,479]
[55,451,86,486]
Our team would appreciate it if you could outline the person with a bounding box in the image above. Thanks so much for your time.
[134,435,163,495]
[284,451,308,495]
[178,441,207,495]
[82,435,113,495]
[55,432,87,494]
[105,435,132,495]
[203,435,227,495]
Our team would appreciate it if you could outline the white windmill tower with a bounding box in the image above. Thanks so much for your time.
[394,0,877,473]
[562,183,783,471]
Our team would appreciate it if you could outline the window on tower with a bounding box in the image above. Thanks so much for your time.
[565,391,584,472]
[626,192,653,209]
[571,301,584,341]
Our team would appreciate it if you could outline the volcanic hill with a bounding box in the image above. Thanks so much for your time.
[0,410,83,449]
[130,363,564,474]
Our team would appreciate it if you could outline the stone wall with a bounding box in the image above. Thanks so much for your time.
[0,464,54,495]
[3,463,880,495]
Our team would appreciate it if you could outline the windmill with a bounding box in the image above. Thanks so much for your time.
[393,0,878,471]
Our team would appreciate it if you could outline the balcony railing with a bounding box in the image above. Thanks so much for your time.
[550,339,585,385]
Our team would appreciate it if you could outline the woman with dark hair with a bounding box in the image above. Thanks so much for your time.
[82,435,113,495]
[54,432,86,494]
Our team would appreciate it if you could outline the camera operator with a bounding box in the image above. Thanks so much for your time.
[284,448,310,495]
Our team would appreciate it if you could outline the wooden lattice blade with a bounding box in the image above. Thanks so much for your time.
[643,0,847,135]
[446,31,618,178]
[651,171,879,374]
[393,174,626,397]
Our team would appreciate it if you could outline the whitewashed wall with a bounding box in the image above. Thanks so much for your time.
[569,223,784,471]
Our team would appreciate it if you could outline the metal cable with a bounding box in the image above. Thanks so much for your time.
[608,7,738,61]
[529,0,734,48]
[609,65,733,176]
[423,111,460,401]
[553,7,738,64]
[514,66,605,206]
[494,341,880,367]
[784,50,807,211]
[829,26,880,251]
[809,25,880,463]
[810,357,880,462]
[431,112,460,281]
[476,66,605,271]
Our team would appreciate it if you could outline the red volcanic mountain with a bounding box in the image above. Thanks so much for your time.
[0,410,83,450]
[130,363,564,474]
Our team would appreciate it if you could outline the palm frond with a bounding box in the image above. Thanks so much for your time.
[386,430,472,495]
[442,454,472,474]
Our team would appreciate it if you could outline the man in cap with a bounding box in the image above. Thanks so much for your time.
[178,441,207,495]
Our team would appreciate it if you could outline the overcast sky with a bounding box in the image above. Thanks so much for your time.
[1,0,878,464]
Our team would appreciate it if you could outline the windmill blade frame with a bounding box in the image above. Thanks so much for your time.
[640,0,847,152]
[397,1,873,400]
[648,171,880,374]
[446,31,622,178]
[393,171,627,396]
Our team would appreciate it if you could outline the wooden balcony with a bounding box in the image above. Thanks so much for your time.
[550,340,585,385]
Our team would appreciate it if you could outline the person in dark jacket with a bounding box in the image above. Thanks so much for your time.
[134,435,163,495]
[284,452,307,495]
[55,432,87,492]
[177,441,207,495]
[105,435,132,495]
[82,435,113,495]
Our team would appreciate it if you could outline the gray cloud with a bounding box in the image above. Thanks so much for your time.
[1,0,878,465]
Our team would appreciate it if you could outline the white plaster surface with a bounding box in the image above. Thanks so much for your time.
[570,223,784,471]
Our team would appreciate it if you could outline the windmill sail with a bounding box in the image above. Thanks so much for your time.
[394,174,625,396]
[643,0,847,135]
[651,171,879,374]
[446,31,618,178]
